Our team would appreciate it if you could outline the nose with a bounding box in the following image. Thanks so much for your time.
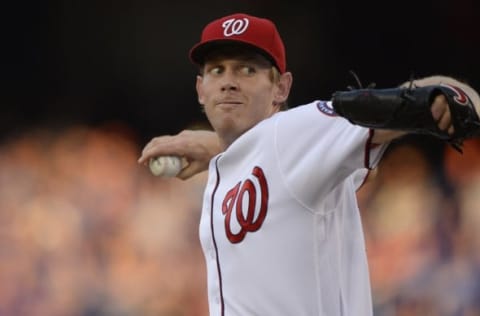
[221,83,238,92]
[220,70,239,92]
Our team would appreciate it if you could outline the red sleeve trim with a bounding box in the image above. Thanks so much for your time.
[364,128,377,169]
[358,129,378,192]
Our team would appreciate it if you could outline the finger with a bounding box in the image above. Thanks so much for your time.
[448,125,455,135]
[138,149,155,164]
[177,162,202,180]
[437,107,452,131]
[430,95,448,122]
[138,138,161,163]
[138,136,181,164]
[141,136,174,156]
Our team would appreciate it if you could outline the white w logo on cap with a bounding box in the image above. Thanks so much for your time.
[222,18,249,37]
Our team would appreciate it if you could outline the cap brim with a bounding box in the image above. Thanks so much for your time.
[189,39,278,71]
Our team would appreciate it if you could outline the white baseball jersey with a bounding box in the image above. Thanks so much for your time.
[199,100,388,316]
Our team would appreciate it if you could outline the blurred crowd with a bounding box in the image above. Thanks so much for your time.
[0,123,208,316]
[358,138,480,316]
[0,123,479,316]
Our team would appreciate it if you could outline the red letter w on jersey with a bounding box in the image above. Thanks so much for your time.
[221,166,269,243]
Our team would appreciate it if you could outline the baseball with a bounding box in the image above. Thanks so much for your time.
[149,156,183,177]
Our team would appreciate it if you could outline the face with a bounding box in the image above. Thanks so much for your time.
[196,52,292,149]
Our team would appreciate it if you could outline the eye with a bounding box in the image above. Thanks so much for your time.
[207,66,223,76]
[239,65,256,76]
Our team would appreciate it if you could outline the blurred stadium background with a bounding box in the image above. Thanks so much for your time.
[1,0,480,315]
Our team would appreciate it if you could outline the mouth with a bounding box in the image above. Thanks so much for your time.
[216,100,243,109]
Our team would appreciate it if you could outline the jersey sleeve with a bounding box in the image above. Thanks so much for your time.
[273,100,388,210]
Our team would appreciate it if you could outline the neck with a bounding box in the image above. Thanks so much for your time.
[217,106,281,150]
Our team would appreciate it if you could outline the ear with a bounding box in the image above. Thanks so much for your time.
[196,75,205,105]
[273,72,293,104]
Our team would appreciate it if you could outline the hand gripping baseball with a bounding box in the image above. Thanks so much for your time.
[138,130,221,180]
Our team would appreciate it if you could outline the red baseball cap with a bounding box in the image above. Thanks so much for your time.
[189,13,287,73]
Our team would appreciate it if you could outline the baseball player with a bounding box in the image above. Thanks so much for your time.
[138,13,480,316]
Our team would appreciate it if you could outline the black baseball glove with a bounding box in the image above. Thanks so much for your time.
[331,84,480,152]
